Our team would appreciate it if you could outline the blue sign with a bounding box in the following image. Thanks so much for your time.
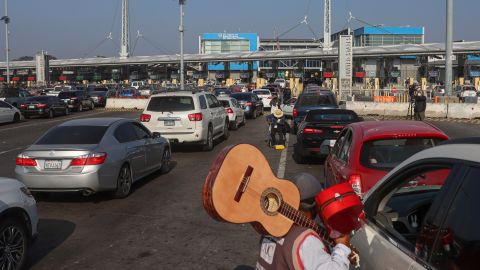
[470,71,480,77]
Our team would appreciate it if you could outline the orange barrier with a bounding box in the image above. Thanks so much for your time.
[373,96,397,102]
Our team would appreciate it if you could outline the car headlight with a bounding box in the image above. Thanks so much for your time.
[20,186,33,197]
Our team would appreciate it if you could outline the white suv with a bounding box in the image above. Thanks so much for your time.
[252,89,273,109]
[218,96,245,130]
[0,177,38,270]
[141,91,229,151]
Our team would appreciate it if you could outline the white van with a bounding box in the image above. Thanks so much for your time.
[131,81,147,90]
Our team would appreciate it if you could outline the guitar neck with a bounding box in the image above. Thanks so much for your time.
[279,203,336,248]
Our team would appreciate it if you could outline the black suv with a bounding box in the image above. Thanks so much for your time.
[58,91,95,112]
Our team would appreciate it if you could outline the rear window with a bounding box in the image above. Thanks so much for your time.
[231,94,251,101]
[94,87,109,91]
[36,126,108,145]
[147,96,194,112]
[253,90,270,95]
[58,92,75,98]
[219,100,230,107]
[298,94,336,107]
[360,138,444,170]
[214,89,231,96]
[28,96,49,102]
[306,112,357,122]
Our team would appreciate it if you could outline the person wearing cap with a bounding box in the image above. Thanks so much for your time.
[256,173,352,270]
[266,109,290,146]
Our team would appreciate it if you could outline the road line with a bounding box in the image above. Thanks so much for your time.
[276,133,290,179]
[0,146,24,156]
[0,111,109,132]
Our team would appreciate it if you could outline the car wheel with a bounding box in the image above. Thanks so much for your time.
[12,113,20,123]
[293,144,305,164]
[240,116,246,126]
[78,104,83,112]
[48,109,54,119]
[90,102,95,110]
[222,120,230,140]
[160,147,171,174]
[252,110,257,119]
[113,165,132,199]
[202,126,214,151]
[0,217,28,270]
[65,107,69,116]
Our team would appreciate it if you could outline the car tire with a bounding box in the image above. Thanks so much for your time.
[222,120,230,140]
[240,116,246,126]
[202,126,214,151]
[90,102,95,110]
[252,110,257,119]
[47,109,54,119]
[113,165,132,199]
[12,112,20,123]
[78,104,83,112]
[160,147,171,174]
[0,217,29,270]
[65,107,69,116]
[293,144,305,164]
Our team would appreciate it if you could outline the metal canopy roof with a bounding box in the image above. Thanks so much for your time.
[2,41,480,69]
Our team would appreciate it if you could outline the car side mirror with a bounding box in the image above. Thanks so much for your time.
[152,132,161,138]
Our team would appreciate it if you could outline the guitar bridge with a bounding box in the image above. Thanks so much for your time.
[234,166,253,202]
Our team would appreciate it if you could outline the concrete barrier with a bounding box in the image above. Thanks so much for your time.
[346,101,480,119]
[106,98,148,110]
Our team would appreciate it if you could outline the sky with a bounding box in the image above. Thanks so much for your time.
[2,0,479,59]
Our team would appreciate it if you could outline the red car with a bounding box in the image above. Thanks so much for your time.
[324,121,449,196]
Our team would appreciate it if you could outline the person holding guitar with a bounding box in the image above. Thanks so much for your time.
[256,173,352,270]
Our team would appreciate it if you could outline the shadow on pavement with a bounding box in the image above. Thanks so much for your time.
[26,218,76,268]
[234,265,255,270]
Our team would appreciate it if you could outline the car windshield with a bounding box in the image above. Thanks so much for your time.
[147,96,194,112]
[36,126,108,145]
[297,94,336,106]
[219,100,230,107]
[306,112,357,122]
[360,138,444,170]
[253,90,270,95]
[231,94,251,101]
[58,92,75,98]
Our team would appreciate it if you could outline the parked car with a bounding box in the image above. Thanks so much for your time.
[15,118,171,198]
[20,96,69,119]
[0,177,38,270]
[230,92,264,119]
[0,100,22,123]
[279,97,297,119]
[292,88,338,133]
[118,88,140,98]
[218,96,245,130]
[89,91,108,107]
[252,89,273,109]
[293,109,361,163]
[2,88,32,108]
[324,121,449,197]
[351,139,480,270]
[214,88,232,96]
[140,91,229,151]
[261,84,280,95]
[58,91,95,112]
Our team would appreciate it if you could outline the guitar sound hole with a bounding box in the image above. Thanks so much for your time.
[261,189,282,216]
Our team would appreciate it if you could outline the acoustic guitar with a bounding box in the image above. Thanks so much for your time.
[202,144,360,267]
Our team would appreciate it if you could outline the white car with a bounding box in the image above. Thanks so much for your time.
[351,139,480,270]
[140,91,229,151]
[0,100,22,123]
[218,96,245,130]
[274,78,287,88]
[131,81,147,90]
[279,97,297,119]
[252,89,273,109]
[0,177,38,270]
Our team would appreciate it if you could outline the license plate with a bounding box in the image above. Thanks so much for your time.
[329,140,336,147]
[164,120,175,126]
[28,105,35,109]
[44,160,62,170]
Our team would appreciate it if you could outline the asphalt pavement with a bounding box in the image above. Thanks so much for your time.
[0,110,479,269]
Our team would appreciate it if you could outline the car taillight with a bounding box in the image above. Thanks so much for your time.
[267,96,273,99]
[348,174,363,196]
[71,97,78,100]
[245,102,253,106]
[71,152,107,166]
[293,108,298,118]
[330,125,344,129]
[303,128,323,134]
[16,155,37,167]
[20,104,27,109]
[226,108,234,114]
[37,103,47,108]
[140,113,151,122]
[188,113,203,121]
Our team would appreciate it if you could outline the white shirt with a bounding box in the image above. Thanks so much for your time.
[299,235,351,270]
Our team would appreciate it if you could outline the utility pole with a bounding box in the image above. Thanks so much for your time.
[323,0,331,49]
[179,0,185,90]
[1,0,10,84]
[445,0,453,96]
[119,0,129,59]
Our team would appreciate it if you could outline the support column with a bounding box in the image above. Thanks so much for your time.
[119,0,130,59]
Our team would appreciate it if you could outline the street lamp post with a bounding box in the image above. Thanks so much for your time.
[445,0,453,96]
[1,0,10,84]
[179,0,185,90]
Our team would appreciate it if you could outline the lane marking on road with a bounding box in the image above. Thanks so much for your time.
[0,146,24,156]
[276,133,290,179]
[0,111,110,132]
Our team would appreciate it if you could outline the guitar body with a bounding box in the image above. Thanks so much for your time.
[203,144,300,237]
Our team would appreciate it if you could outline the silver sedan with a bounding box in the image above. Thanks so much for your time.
[15,118,171,198]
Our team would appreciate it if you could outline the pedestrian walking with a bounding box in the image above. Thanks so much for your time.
[414,90,427,121]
